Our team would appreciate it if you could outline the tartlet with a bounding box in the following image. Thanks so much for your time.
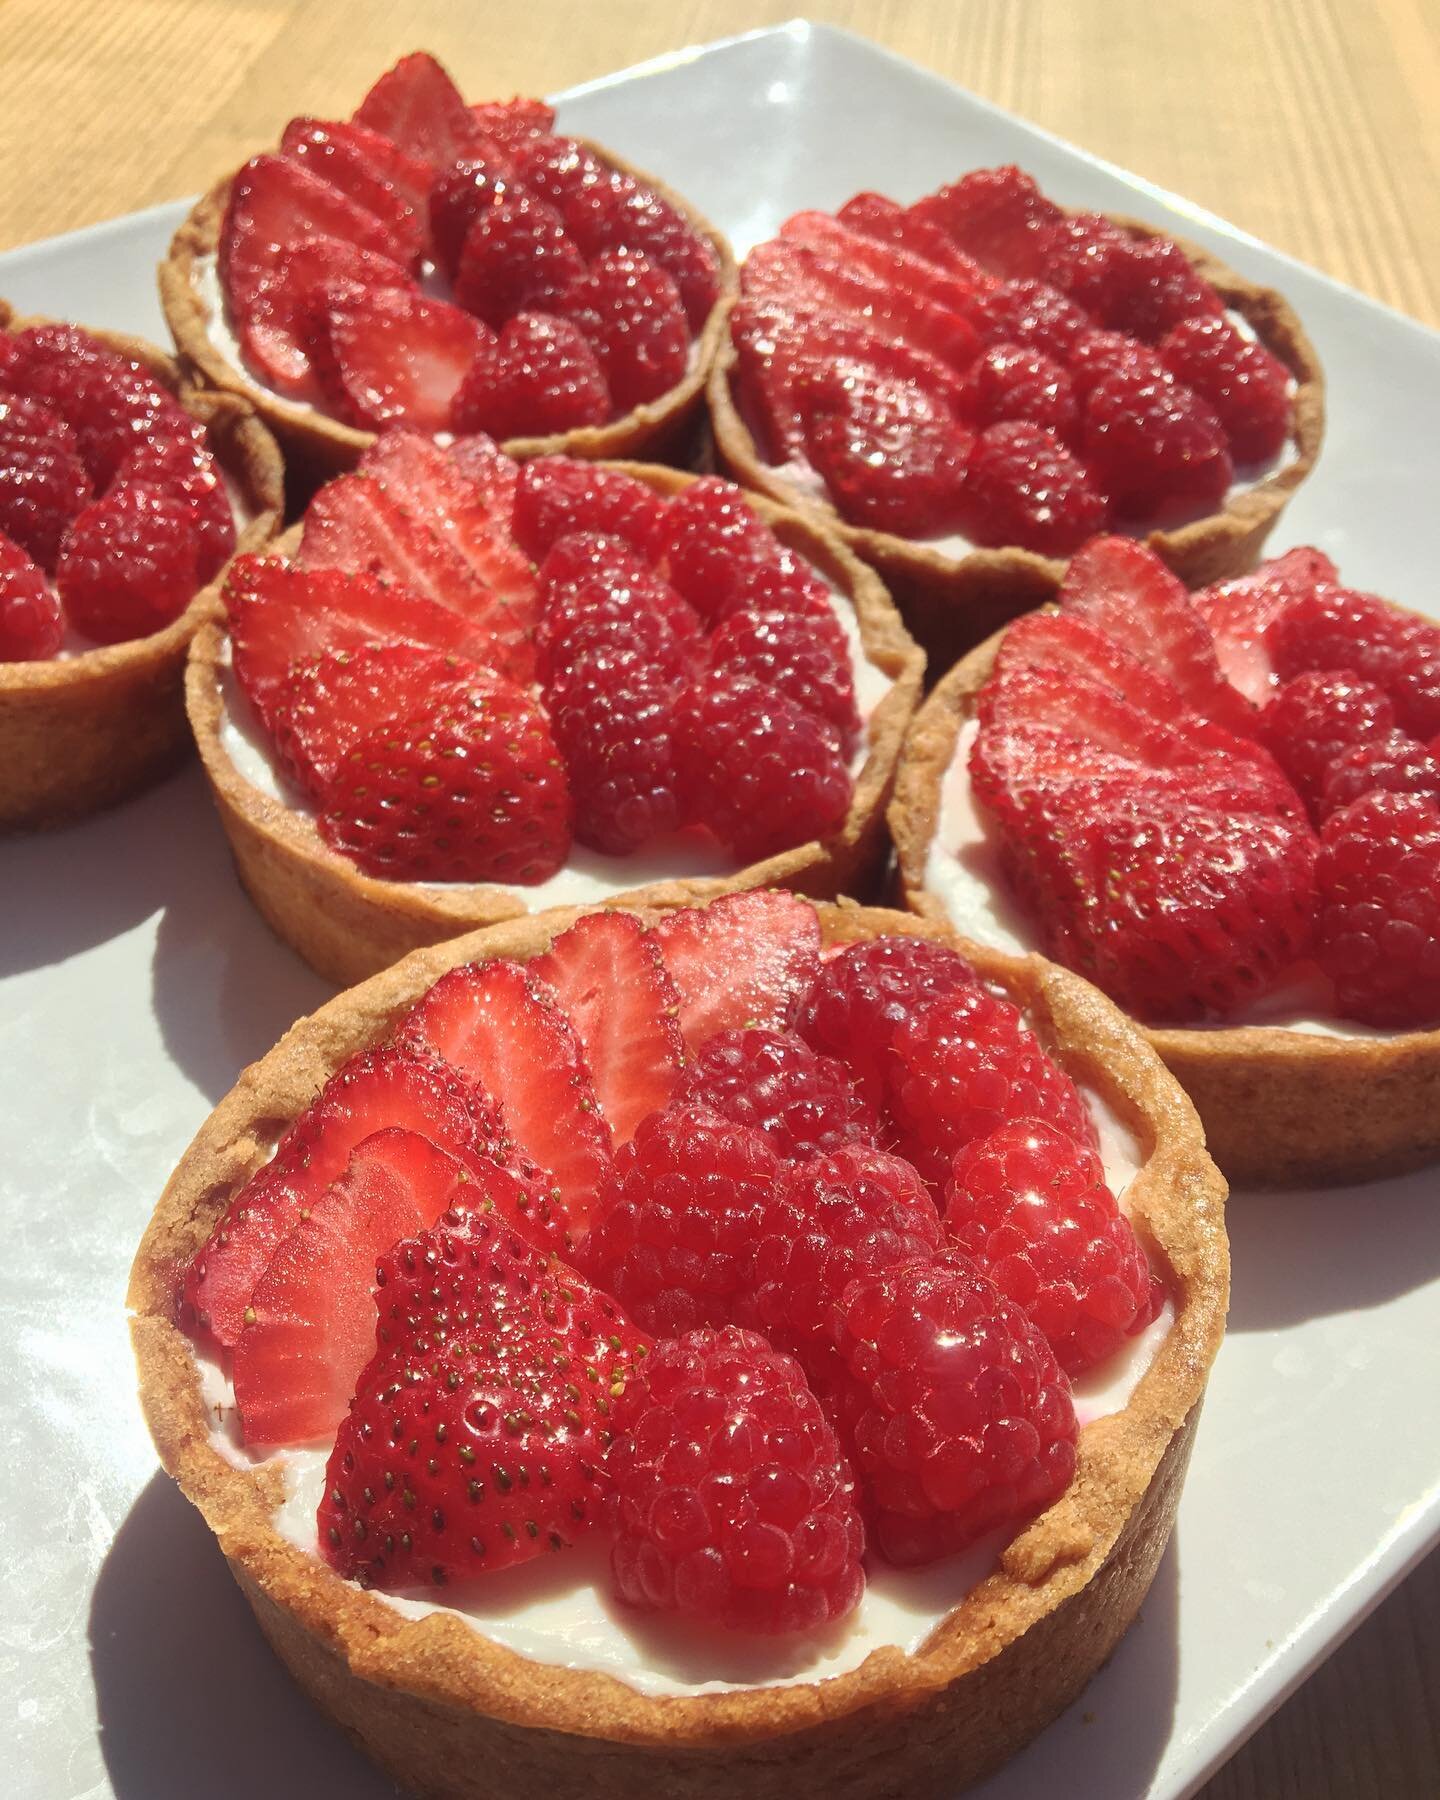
[0,303,283,830]
[189,463,923,986]
[891,630,1440,1188]
[710,207,1324,669]
[129,898,1228,1800]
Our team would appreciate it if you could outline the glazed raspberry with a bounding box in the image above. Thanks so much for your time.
[427,158,510,279]
[707,607,860,757]
[452,189,586,328]
[1159,314,1292,463]
[1269,588,1440,742]
[0,530,62,660]
[973,278,1090,361]
[830,1251,1077,1565]
[544,659,684,854]
[469,97,555,149]
[961,421,1107,556]
[0,391,92,571]
[887,987,1097,1189]
[552,250,690,411]
[743,1145,942,1388]
[672,673,852,864]
[958,342,1079,440]
[655,477,835,626]
[946,1119,1162,1377]
[1065,328,1167,399]
[450,312,611,440]
[1048,228,1221,343]
[795,935,979,1109]
[804,375,972,538]
[608,1326,864,1634]
[1318,729,1440,819]
[121,427,235,582]
[677,1029,880,1164]
[919,166,1062,278]
[1082,368,1233,523]
[55,478,199,644]
[581,1104,780,1336]
[1259,671,1396,820]
[511,457,666,561]
[535,533,702,687]
[1315,793,1440,1028]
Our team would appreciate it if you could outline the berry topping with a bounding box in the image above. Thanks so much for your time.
[231,238,415,399]
[945,1119,1162,1376]
[280,116,431,266]
[552,250,691,411]
[706,607,861,757]
[428,158,509,280]
[0,530,62,660]
[452,191,587,329]
[677,1029,880,1163]
[0,391,93,571]
[543,659,684,854]
[511,458,666,562]
[958,342,1079,440]
[1192,546,1339,703]
[973,278,1090,360]
[804,373,973,538]
[352,51,486,168]
[534,531,700,686]
[1259,671,1397,821]
[654,476,834,626]
[961,420,1107,556]
[916,166,1062,279]
[1081,368,1233,524]
[317,285,486,434]
[1314,793,1440,1028]
[1318,730,1440,820]
[1159,314,1292,463]
[54,477,200,644]
[608,1326,864,1633]
[649,891,823,1048]
[1269,587,1440,742]
[994,610,1191,723]
[450,312,611,440]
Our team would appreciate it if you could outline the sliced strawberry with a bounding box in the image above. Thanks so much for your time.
[447,432,521,518]
[1193,547,1340,704]
[352,51,483,168]
[530,912,685,1145]
[649,892,823,1049]
[836,191,996,280]
[179,1046,494,1354]
[994,611,1189,723]
[779,211,993,317]
[398,959,614,1233]
[315,285,487,434]
[231,1128,476,1446]
[912,167,1063,279]
[1058,536,1257,734]
[280,117,432,264]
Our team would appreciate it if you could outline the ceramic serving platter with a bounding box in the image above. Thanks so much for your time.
[4,21,1438,1799]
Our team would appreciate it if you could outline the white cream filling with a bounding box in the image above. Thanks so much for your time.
[923,718,1386,1039]
[193,1087,1169,1698]
[215,578,895,905]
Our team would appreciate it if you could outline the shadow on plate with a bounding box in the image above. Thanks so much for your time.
[1226,1167,1440,1333]
[90,1470,401,1800]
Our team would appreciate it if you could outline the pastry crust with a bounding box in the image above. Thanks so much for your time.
[186,466,925,985]
[128,898,1227,1800]
[890,632,1440,1188]
[161,142,737,491]
[0,302,285,830]
[708,216,1326,671]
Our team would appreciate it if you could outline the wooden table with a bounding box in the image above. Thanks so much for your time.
[2,3,1436,1795]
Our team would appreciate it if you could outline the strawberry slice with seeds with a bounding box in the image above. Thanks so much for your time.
[994,611,1190,723]
[447,432,521,518]
[779,211,994,317]
[281,116,433,260]
[352,51,484,168]
[649,892,823,1048]
[836,191,994,280]
[231,1127,478,1446]
[1193,547,1339,704]
[315,284,488,434]
[531,912,685,1145]
[398,959,614,1233]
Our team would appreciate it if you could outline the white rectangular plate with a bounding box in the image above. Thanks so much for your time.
[4,22,1438,1800]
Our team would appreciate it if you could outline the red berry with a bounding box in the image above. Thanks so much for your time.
[962,421,1107,555]
[609,1326,863,1633]
[673,672,853,863]
[958,342,1079,440]
[1259,671,1396,820]
[55,477,199,644]
[707,607,860,757]
[804,374,972,538]
[451,312,611,440]
[655,476,834,625]
[794,934,980,1110]
[469,98,556,149]
[446,431,520,517]
[836,190,988,278]
[0,390,93,571]
[1065,327,1167,399]
[535,531,701,687]
[974,278,1091,360]
[511,457,666,561]
[231,237,415,399]
[1318,729,1440,820]
[1159,314,1292,463]
[830,1250,1077,1565]
[1268,587,1440,743]
[1192,546,1339,704]
[1046,226,1221,342]
[120,426,235,583]
[1082,368,1233,524]
[452,190,586,329]
[582,1105,779,1336]
[1315,792,1440,1028]
[946,1119,1161,1376]
[0,530,62,660]
[995,610,1189,722]
[918,166,1062,279]
[352,51,486,168]
[544,659,684,854]
[280,116,430,267]
[317,284,486,435]
[427,158,511,279]
[678,1028,880,1164]
[552,250,691,411]
[649,892,823,1050]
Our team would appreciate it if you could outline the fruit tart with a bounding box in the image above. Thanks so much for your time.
[162,51,735,484]
[130,890,1226,1800]
[187,435,922,984]
[709,167,1323,666]
[891,536,1440,1186]
[0,304,283,828]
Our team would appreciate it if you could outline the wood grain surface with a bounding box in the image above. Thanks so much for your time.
[1,3,1437,1797]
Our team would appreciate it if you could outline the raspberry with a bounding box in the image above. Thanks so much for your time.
[452,189,586,328]
[511,457,666,562]
[743,1145,942,1388]
[1065,328,1167,398]
[535,533,701,686]
[1315,793,1440,1028]
[0,529,63,660]
[552,250,690,411]
[830,1251,1077,1565]
[0,391,93,571]
[427,157,510,279]
[957,342,1079,441]
[54,477,200,644]
[581,1105,780,1336]
[1318,729,1440,819]
[1269,588,1440,742]
[1047,228,1221,343]
[945,1119,1162,1376]
[608,1326,864,1634]
[887,986,1097,1189]
[451,311,611,439]
[677,1028,880,1163]
[1259,671,1396,820]
[545,659,684,854]
[1081,368,1232,524]
[795,935,980,1108]
[567,182,718,330]
[656,477,834,625]
[961,421,1108,555]
[836,190,984,277]
[672,673,853,864]
[120,427,235,583]
[919,166,1062,278]
[974,278,1090,361]
[1159,314,1292,464]
[803,374,972,538]
[706,607,860,757]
